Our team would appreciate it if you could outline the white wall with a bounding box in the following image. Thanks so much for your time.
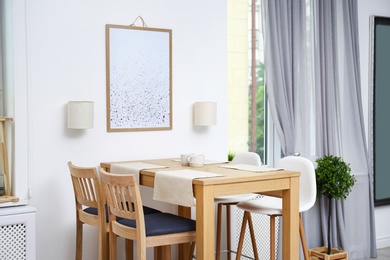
[358,0,390,249]
[10,0,228,259]
[8,0,390,258]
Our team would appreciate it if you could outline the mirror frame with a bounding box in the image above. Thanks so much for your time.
[370,15,390,206]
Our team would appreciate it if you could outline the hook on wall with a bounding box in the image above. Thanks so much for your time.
[130,15,148,27]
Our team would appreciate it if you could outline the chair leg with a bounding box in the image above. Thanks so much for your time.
[75,219,83,260]
[235,211,248,260]
[109,231,117,260]
[104,232,110,260]
[98,228,107,260]
[125,239,133,260]
[299,214,310,260]
[270,215,276,260]
[160,245,171,260]
[154,247,160,260]
[226,204,232,260]
[216,203,223,260]
[137,239,147,260]
[236,211,259,260]
[189,242,196,260]
[247,213,259,260]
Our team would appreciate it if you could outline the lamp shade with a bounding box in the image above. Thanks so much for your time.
[193,102,217,126]
[67,101,94,129]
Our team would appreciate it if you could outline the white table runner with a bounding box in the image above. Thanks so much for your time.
[110,162,168,184]
[153,169,225,207]
[219,164,283,172]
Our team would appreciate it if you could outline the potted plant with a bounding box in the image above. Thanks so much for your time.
[228,151,235,161]
[311,155,356,258]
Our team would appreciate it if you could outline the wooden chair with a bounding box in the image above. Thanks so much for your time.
[215,152,261,260]
[235,156,317,260]
[100,168,196,260]
[68,162,109,260]
[68,162,161,260]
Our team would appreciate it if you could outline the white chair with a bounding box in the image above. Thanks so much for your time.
[215,152,262,260]
[235,156,317,260]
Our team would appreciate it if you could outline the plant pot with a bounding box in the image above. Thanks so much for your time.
[308,247,348,260]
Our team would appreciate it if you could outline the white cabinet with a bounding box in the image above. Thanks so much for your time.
[0,206,36,260]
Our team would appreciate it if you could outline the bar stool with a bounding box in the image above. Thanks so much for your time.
[215,152,261,260]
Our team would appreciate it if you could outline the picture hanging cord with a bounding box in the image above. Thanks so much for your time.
[130,15,148,27]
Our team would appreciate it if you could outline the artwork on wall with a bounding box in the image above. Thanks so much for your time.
[106,24,172,131]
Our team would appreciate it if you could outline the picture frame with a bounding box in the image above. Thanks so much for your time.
[106,24,172,131]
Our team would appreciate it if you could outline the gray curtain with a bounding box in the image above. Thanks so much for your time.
[262,0,377,259]
[262,0,307,156]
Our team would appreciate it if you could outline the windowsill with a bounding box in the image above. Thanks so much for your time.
[0,195,19,203]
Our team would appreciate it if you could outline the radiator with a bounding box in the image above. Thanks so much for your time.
[0,206,36,260]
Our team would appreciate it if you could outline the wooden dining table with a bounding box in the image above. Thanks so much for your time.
[101,158,300,260]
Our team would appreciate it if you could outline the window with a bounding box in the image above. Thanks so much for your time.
[0,3,4,116]
[0,2,4,195]
[228,0,267,163]
[0,1,14,198]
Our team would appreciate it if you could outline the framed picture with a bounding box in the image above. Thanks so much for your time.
[106,24,172,131]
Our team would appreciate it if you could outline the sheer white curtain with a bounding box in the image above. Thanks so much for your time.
[261,0,308,157]
[262,0,376,259]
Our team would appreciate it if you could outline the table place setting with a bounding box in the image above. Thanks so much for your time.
[171,158,226,166]
[172,153,228,167]
[153,169,226,207]
[219,163,283,173]
[110,162,168,184]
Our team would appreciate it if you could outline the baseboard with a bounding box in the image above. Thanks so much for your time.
[376,237,390,249]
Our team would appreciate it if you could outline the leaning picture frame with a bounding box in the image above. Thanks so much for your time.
[106,24,172,132]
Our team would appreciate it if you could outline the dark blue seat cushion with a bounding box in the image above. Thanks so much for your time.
[117,213,196,236]
[83,204,161,222]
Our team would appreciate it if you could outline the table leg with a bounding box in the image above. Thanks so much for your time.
[282,176,300,260]
[195,185,215,260]
[178,206,192,260]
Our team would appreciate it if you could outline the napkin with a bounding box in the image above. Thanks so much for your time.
[153,169,225,207]
[110,162,168,183]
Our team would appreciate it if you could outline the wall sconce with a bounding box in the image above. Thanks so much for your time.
[193,102,217,126]
[67,101,94,129]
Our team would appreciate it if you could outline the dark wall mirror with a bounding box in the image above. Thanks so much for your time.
[370,16,390,206]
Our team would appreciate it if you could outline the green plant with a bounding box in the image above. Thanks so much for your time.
[227,151,235,162]
[315,155,356,255]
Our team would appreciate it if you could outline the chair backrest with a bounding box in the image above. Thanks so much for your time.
[276,156,317,212]
[68,162,104,209]
[232,152,262,166]
[99,168,146,237]
[68,162,106,226]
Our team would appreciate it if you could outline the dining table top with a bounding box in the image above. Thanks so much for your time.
[100,158,299,186]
